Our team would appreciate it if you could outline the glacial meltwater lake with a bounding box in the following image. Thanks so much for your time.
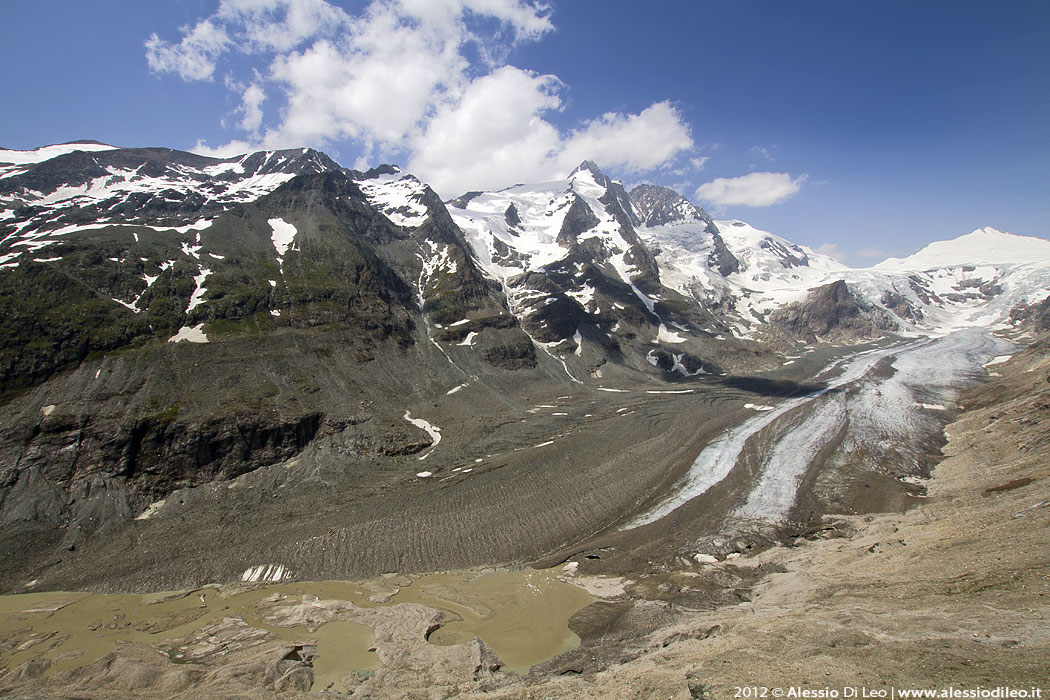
[0,567,595,692]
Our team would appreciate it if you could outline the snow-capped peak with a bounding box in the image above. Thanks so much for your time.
[715,220,847,277]
[569,160,609,185]
[873,227,1050,271]
[0,145,344,269]
[353,166,431,227]
[567,161,613,202]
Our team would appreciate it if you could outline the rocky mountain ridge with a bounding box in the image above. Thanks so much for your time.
[5,142,1049,392]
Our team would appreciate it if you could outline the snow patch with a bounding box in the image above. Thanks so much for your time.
[657,324,686,344]
[185,268,211,312]
[241,565,290,583]
[168,324,209,344]
[404,411,441,460]
[268,218,297,272]
[134,499,167,521]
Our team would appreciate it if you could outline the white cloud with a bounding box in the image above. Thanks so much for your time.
[261,1,476,150]
[397,0,552,40]
[690,156,709,170]
[155,0,692,195]
[814,243,847,263]
[146,0,353,82]
[695,171,806,207]
[238,84,266,133]
[857,246,886,259]
[407,66,564,194]
[220,0,352,52]
[145,19,230,81]
[191,138,259,158]
[559,102,692,175]
[408,75,693,196]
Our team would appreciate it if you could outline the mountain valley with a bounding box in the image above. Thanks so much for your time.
[1,141,1048,697]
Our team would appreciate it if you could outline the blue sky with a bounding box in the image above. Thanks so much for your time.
[1,0,1047,265]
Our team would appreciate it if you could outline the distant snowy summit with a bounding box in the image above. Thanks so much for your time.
[446,160,1050,341]
[873,227,1050,270]
[0,140,117,170]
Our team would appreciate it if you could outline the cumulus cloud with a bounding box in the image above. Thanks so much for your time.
[145,18,230,81]
[148,0,693,195]
[191,138,259,159]
[398,0,553,40]
[146,0,353,81]
[695,171,806,208]
[407,67,564,193]
[238,84,266,133]
[559,103,692,174]
[410,88,693,194]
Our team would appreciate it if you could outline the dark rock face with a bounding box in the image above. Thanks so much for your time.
[1010,295,1050,332]
[759,237,809,268]
[768,280,895,342]
[504,203,522,229]
[479,329,539,369]
[881,290,924,323]
[8,408,323,490]
[1031,297,1050,331]
[556,196,602,247]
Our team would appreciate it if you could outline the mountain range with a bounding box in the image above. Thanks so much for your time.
[2,140,1049,591]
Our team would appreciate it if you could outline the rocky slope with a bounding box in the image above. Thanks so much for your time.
[1,321,1046,699]
[0,143,542,590]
